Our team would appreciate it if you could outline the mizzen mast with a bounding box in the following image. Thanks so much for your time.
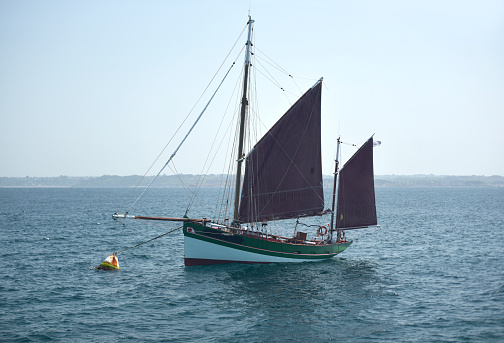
[233,16,254,223]
[329,137,341,241]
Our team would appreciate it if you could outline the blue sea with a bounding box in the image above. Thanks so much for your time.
[1,187,503,342]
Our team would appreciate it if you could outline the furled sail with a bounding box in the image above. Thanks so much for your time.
[335,137,377,229]
[239,81,324,223]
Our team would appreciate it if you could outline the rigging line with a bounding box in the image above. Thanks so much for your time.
[290,76,320,96]
[186,68,244,216]
[217,174,231,223]
[118,25,247,213]
[220,99,242,222]
[118,90,223,215]
[164,52,244,220]
[251,63,301,106]
[290,76,320,81]
[191,81,243,220]
[219,108,241,223]
[116,225,183,254]
[334,140,359,174]
[290,77,303,96]
[167,162,194,203]
[217,128,236,223]
[254,53,292,77]
[216,103,239,222]
[253,54,300,96]
[253,47,304,97]
[245,68,259,223]
[168,162,212,220]
[126,62,236,213]
[165,150,220,220]
[168,162,219,221]
[254,46,291,76]
[215,60,248,223]
[167,105,241,222]
[252,62,285,93]
[215,113,239,222]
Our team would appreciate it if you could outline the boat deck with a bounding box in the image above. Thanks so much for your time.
[206,222,348,246]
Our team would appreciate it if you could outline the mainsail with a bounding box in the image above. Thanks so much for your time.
[239,81,324,223]
[335,137,377,229]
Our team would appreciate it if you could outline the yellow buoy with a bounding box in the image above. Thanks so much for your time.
[97,252,120,270]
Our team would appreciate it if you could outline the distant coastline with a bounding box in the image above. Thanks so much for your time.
[1,174,503,188]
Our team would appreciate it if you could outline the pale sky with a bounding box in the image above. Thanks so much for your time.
[1,1,503,177]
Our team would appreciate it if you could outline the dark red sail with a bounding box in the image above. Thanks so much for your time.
[238,81,324,223]
[335,137,377,229]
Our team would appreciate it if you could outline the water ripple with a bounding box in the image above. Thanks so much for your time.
[0,187,503,342]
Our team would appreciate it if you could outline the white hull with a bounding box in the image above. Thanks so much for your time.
[184,236,326,265]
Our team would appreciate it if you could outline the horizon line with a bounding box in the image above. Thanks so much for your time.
[1,174,503,178]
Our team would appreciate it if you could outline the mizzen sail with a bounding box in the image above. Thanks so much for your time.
[335,137,377,229]
[239,81,324,223]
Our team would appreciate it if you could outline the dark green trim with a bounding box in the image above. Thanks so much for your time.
[184,222,351,260]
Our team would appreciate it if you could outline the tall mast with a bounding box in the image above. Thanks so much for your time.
[233,16,254,223]
[329,137,341,240]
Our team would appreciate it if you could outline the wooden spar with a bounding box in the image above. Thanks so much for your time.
[329,137,341,240]
[135,216,211,223]
[339,225,380,231]
[113,213,210,223]
[233,16,254,223]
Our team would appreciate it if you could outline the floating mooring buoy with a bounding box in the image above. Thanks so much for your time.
[97,251,119,270]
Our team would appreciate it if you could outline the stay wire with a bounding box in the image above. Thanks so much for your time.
[118,23,248,214]
[253,47,303,95]
[186,71,244,217]
[185,49,246,217]
[116,225,183,254]
[126,62,236,213]
[254,46,291,77]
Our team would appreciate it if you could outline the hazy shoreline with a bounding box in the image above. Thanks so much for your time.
[1,174,503,188]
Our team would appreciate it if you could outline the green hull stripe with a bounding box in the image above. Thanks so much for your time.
[184,222,351,260]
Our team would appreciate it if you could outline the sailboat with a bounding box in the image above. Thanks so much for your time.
[113,17,379,266]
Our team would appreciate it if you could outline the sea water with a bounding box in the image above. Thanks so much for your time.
[0,187,503,342]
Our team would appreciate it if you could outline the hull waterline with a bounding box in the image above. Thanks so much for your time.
[183,222,352,266]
